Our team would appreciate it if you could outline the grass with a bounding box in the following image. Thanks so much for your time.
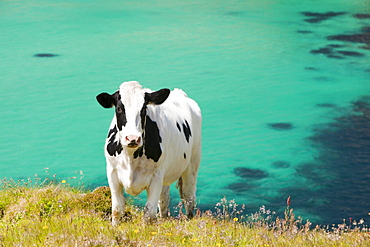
[0,179,369,246]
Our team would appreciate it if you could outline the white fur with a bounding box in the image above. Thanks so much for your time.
[103,81,201,225]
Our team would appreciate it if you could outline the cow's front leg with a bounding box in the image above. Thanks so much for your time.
[107,167,125,226]
[144,177,163,223]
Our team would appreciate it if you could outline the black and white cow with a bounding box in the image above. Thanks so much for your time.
[96,81,202,225]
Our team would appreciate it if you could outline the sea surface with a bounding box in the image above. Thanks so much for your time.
[1,0,369,225]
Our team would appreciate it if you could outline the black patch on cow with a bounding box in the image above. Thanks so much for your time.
[106,126,123,156]
[115,95,127,131]
[142,116,162,162]
[182,120,192,143]
[268,123,294,130]
[133,146,144,159]
[183,153,186,159]
[34,53,59,57]
[140,103,147,128]
[234,167,268,180]
[176,122,181,132]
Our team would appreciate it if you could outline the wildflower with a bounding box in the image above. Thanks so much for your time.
[150,232,157,235]
[61,180,66,184]
[233,217,239,222]
[216,243,221,247]
[42,225,49,230]
[191,238,199,242]
[165,232,172,236]
[133,229,139,234]
[182,238,186,244]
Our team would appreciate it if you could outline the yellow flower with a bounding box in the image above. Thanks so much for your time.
[150,231,157,235]
[182,238,186,244]
[133,229,139,234]
[165,232,172,236]
[191,238,199,242]
[233,217,238,222]
[42,225,49,230]
[61,180,66,184]
[216,243,221,247]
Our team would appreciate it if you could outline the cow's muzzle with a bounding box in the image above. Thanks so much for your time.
[125,135,141,148]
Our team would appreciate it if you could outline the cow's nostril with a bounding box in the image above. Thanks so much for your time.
[126,135,140,145]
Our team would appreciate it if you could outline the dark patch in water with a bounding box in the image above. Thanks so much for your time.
[305,67,318,71]
[327,44,344,48]
[226,182,255,193]
[327,26,370,50]
[34,53,59,57]
[313,76,330,81]
[271,161,290,168]
[301,11,346,23]
[268,123,294,130]
[225,11,244,16]
[327,54,344,59]
[337,50,365,57]
[310,47,333,55]
[234,167,268,180]
[310,44,365,59]
[354,13,370,19]
[316,103,336,108]
[297,30,313,34]
[328,33,370,44]
[276,97,370,225]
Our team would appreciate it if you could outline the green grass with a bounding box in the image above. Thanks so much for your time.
[0,180,369,246]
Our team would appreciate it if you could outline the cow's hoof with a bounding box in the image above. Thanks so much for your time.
[144,215,157,224]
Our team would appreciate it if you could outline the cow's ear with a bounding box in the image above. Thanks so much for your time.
[96,92,115,108]
[145,88,170,105]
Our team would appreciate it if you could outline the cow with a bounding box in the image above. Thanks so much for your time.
[96,81,202,225]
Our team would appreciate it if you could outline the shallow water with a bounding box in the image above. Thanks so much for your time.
[1,0,370,224]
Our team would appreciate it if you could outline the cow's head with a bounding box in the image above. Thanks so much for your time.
[96,81,170,150]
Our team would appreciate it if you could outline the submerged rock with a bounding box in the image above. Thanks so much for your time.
[34,53,59,57]
[271,161,290,168]
[268,123,294,130]
[226,182,255,193]
[301,11,346,23]
[234,167,268,180]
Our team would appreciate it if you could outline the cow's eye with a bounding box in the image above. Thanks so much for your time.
[116,106,123,114]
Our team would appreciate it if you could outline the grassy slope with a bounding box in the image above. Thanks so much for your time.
[0,184,369,246]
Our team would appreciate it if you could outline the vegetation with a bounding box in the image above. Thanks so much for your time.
[0,178,369,246]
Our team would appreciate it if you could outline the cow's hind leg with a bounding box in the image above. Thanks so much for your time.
[158,185,170,218]
[178,154,200,219]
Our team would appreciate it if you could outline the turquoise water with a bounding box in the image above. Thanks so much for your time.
[1,0,369,224]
